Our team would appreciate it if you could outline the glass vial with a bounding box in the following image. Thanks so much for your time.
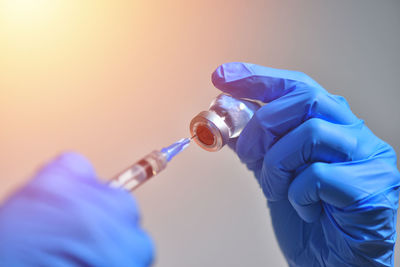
[190,94,261,152]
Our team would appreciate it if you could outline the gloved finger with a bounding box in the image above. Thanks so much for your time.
[288,158,400,223]
[259,119,383,201]
[33,152,97,184]
[235,84,358,164]
[28,152,141,223]
[212,62,322,102]
[124,228,155,266]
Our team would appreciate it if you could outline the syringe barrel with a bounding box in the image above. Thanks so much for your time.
[109,150,167,191]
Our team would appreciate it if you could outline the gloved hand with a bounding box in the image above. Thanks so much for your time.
[212,62,400,267]
[0,152,154,267]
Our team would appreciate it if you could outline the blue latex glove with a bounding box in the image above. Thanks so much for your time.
[0,152,154,267]
[212,62,400,267]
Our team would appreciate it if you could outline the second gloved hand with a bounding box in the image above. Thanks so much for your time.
[0,152,154,267]
[212,62,400,267]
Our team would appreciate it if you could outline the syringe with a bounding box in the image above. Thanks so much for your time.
[109,138,191,191]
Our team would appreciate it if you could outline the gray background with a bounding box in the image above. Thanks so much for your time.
[0,0,399,266]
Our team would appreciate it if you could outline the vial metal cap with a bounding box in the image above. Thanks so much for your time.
[190,110,230,152]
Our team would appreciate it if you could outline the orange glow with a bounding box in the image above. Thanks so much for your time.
[0,0,246,198]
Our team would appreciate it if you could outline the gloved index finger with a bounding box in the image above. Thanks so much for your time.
[212,62,322,102]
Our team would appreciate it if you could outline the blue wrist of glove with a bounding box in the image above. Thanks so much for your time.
[0,152,154,267]
[212,62,400,267]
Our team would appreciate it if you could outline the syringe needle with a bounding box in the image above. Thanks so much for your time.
[160,138,191,161]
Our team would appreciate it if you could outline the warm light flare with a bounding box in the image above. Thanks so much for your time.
[1,0,61,27]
